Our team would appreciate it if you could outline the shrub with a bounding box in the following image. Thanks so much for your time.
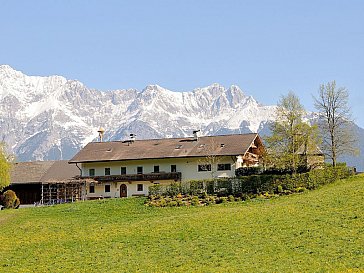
[189,180,205,195]
[1,190,20,209]
[191,196,200,206]
[200,191,208,199]
[243,194,251,201]
[176,199,184,207]
[166,182,181,197]
[206,180,215,194]
[235,166,264,176]
[204,197,215,206]
[149,185,163,196]
[168,201,178,207]
[146,165,352,207]
[216,178,233,195]
[295,187,306,193]
[158,198,167,207]
[228,195,235,202]
[220,197,228,203]
[203,200,210,206]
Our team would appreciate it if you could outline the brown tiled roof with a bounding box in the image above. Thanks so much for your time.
[41,161,80,183]
[69,133,261,163]
[10,160,80,184]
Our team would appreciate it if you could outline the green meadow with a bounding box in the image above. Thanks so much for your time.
[1,175,363,272]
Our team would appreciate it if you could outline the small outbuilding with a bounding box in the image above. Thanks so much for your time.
[297,144,325,170]
[7,160,84,205]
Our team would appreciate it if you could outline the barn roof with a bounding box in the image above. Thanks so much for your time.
[69,133,263,164]
[10,160,80,184]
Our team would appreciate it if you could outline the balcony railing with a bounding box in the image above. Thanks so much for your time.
[243,152,259,163]
[78,172,182,182]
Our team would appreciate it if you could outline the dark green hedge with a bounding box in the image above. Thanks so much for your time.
[149,165,352,197]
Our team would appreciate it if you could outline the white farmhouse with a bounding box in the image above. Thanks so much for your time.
[68,133,265,199]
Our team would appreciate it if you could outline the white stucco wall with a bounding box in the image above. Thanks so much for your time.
[86,180,173,199]
[79,156,237,198]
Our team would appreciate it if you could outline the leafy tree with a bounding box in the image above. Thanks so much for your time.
[266,92,319,172]
[314,81,358,166]
[0,143,12,191]
[298,122,323,169]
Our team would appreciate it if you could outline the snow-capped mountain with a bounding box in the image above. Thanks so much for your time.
[1,65,363,171]
[0,65,276,161]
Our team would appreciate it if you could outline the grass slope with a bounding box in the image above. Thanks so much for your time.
[0,175,363,272]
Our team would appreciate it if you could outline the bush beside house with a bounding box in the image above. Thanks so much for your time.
[146,165,352,207]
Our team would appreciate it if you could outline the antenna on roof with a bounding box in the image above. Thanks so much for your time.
[98,127,105,142]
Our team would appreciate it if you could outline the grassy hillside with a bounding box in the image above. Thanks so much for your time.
[0,175,363,272]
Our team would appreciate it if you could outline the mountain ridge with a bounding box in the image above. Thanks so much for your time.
[0,65,276,161]
[0,65,363,171]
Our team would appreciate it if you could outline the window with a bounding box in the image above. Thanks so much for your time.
[120,167,126,175]
[154,165,160,173]
[89,184,95,193]
[105,184,111,193]
[137,166,143,174]
[105,168,111,175]
[171,165,177,173]
[137,184,143,191]
[198,164,211,172]
[89,169,95,176]
[217,164,231,171]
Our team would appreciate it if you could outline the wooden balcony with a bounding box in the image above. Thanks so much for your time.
[243,151,259,163]
[78,172,182,183]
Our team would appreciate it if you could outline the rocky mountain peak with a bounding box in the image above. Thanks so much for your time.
[0,64,18,74]
[0,65,279,161]
[0,65,362,171]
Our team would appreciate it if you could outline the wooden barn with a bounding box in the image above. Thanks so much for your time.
[7,160,84,205]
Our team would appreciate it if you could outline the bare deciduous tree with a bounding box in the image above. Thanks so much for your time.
[314,81,358,166]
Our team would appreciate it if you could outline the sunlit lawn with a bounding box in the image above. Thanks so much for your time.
[0,175,363,272]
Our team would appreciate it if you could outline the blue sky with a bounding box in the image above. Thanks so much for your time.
[1,0,363,127]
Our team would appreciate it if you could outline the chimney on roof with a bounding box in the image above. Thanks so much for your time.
[97,127,105,142]
[130,133,136,142]
[193,130,200,141]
